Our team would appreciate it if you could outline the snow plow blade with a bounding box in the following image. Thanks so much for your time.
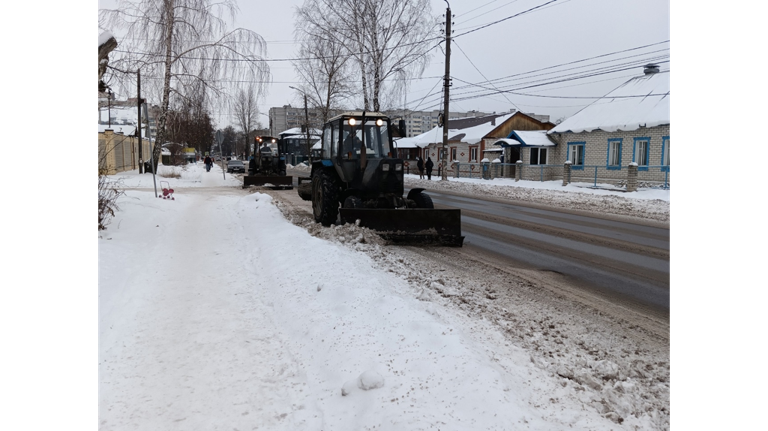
[339,208,464,247]
[243,175,293,189]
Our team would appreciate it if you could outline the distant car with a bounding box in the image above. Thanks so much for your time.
[226,160,245,173]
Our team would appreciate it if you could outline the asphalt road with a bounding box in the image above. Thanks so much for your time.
[420,188,670,314]
[276,168,669,321]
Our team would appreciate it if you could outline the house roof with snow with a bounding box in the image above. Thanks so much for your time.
[549,68,670,134]
[99,124,136,136]
[493,130,556,148]
[394,113,516,149]
[278,127,322,138]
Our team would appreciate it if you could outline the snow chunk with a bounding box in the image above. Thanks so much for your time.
[341,369,385,396]
[357,370,385,390]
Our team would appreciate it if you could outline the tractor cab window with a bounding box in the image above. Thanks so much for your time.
[323,125,333,159]
[341,118,392,159]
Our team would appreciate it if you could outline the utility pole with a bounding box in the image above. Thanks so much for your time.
[107,89,112,128]
[441,2,452,181]
[289,86,313,164]
[137,70,144,173]
[304,93,311,164]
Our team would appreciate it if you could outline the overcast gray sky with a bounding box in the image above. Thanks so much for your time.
[98,0,670,128]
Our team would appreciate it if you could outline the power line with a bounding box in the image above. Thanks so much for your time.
[456,0,521,25]
[411,58,668,108]
[453,40,520,111]
[448,41,670,91]
[452,0,565,39]
[411,41,670,107]
[112,35,445,64]
[455,0,501,18]
[451,68,670,102]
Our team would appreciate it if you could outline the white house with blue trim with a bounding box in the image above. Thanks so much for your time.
[542,64,670,185]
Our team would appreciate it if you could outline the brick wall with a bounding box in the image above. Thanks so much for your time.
[544,125,670,185]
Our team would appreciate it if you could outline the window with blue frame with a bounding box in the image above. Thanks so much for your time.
[633,137,650,170]
[661,136,670,171]
[606,139,622,170]
[568,142,585,169]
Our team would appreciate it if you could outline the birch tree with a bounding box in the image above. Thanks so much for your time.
[99,0,270,166]
[292,27,352,125]
[166,88,215,155]
[232,85,260,159]
[295,0,438,112]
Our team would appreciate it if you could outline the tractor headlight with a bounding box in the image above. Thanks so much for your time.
[348,118,357,126]
[382,164,390,171]
[376,119,384,127]
[395,163,402,171]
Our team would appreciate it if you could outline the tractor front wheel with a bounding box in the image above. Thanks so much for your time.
[411,191,434,209]
[312,170,340,226]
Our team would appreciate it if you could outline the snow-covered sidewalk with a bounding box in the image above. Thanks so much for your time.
[99,163,645,430]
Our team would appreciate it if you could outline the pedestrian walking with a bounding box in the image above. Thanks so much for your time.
[417,157,425,179]
[204,155,212,172]
[425,157,434,180]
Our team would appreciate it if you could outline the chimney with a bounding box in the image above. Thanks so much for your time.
[644,63,660,75]
[491,117,496,126]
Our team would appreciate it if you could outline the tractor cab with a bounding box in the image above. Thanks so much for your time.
[321,112,404,194]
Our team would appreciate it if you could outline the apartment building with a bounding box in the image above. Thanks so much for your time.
[269,105,347,137]
[268,105,510,138]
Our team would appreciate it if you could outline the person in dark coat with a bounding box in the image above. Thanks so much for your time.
[417,157,425,179]
[425,157,434,180]
[204,155,212,172]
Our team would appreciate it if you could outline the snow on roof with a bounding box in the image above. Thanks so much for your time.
[99,124,136,136]
[278,127,322,137]
[455,113,514,144]
[393,136,431,149]
[398,113,516,147]
[99,31,115,47]
[494,130,555,147]
[550,71,670,134]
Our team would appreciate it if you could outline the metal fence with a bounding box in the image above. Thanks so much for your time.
[517,164,561,182]
[450,162,514,180]
[568,165,669,189]
[446,161,669,189]
[285,156,670,190]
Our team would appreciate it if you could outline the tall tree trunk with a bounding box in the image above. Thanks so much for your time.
[153,0,175,166]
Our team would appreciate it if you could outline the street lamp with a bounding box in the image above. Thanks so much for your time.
[289,86,312,164]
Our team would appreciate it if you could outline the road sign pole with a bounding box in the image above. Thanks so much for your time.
[215,130,226,180]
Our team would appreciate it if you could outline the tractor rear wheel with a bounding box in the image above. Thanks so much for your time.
[312,169,340,226]
[411,191,434,209]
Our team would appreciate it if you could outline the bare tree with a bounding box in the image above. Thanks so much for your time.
[166,87,215,155]
[232,85,261,159]
[296,0,438,112]
[100,0,270,166]
[220,126,238,156]
[292,28,352,125]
